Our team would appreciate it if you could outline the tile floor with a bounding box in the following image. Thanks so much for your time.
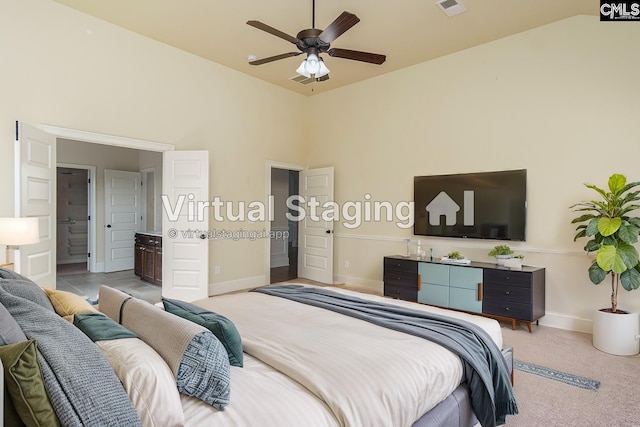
[56,263,161,304]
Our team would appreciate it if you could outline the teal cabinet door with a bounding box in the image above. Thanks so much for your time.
[449,287,482,313]
[449,266,483,313]
[450,266,482,290]
[418,263,449,286]
[418,283,449,307]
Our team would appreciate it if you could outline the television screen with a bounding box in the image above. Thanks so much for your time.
[413,169,527,241]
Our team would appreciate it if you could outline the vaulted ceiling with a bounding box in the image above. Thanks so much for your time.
[54,0,597,96]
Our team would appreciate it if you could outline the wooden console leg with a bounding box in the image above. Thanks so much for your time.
[511,319,516,330]
[526,322,532,333]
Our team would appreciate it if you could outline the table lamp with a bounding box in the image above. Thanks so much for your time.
[0,217,40,272]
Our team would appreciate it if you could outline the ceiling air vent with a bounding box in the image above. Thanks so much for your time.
[290,75,316,85]
[436,0,467,17]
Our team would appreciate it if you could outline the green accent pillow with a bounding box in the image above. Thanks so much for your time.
[73,312,138,342]
[0,340,61,427]
[162,298,243,367]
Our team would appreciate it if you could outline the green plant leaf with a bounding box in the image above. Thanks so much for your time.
[617,243,639,269]
[570,214,595,224]
[588,261,607,284]
[601,235,617,246]
[620,268,640,291]
[629,217,640,228]
[585,218,600,237]
[597,217,622,237]
[584,183,608,199]
[608,174,627,194]
[597,245,628,274]
[584,239,600,252]
[617,223,639,244]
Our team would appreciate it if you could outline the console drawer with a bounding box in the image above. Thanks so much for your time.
[384,271,418,288]
[384,258,417,274]
[483,299,532,321]
[483,283,531,303]
[484,269,531,288]
[384,284,417,302]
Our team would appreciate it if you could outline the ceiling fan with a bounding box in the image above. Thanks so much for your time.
[247,0,386,81]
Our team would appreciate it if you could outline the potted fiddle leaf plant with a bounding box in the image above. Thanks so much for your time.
[570,173,640,355]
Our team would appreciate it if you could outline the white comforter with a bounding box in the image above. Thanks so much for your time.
[192,284,502,427]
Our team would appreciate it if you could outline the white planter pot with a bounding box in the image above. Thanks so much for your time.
[592,309,640,356]
[495,255,511,266]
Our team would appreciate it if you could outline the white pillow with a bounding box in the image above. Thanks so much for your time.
[96,338,185,427]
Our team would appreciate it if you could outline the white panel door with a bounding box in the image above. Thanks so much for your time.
[298,167,334,284]
[162,151,209,301]
[15,121,56,287]
[104,169,142,272]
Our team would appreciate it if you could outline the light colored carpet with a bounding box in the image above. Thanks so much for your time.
[502,324,640,426]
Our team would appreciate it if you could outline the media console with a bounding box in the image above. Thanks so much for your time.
[383,255,545,332]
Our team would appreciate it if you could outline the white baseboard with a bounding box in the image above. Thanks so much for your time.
[270,255,289,268]
[93,262,105,273]
[209,275,266,296]
[56,259,88,265]
[538,311,592,334]
[333,274,383,294]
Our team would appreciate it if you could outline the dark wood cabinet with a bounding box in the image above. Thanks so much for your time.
[482,268,545,332]
[383,257,418,301]
[383,255,545,332]
[134,233,162,286]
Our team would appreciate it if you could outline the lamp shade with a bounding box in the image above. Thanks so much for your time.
[0,217,40,246]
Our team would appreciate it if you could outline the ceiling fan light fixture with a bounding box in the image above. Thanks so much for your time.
[305,52,320,74]
[296,59,311,78]
[315,58,330,78]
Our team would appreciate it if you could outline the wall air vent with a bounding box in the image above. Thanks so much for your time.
[290,75,316,85]
[436,0,467,17]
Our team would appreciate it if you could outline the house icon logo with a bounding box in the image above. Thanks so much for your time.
[426,191,475,227]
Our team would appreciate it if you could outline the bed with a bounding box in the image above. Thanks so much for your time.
[0,270,516,427]
[185,284,515,427]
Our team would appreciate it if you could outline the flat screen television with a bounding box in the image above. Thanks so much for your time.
[413,169,527,241]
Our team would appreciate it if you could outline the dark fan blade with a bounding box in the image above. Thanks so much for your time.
[319,12,360,43]
[328,48,386,65]
[316,74,330,82]
[249,52,302,65]
[247,21,300,44]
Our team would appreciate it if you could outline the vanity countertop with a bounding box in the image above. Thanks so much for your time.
[135,231,162,237]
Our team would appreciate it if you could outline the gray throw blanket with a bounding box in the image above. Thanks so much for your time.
[253,285,518,427]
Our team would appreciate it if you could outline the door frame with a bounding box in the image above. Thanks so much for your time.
[264,161,306,284]
[140,167,157,232]
[57,162,97,273]
[34,124,174,278]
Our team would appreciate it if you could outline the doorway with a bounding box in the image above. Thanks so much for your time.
[270,168,299,284]
[55,163,98,275]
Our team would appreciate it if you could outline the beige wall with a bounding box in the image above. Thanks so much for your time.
[1,0,308,286]
[306,15,640,331]
[3,1,640,331]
